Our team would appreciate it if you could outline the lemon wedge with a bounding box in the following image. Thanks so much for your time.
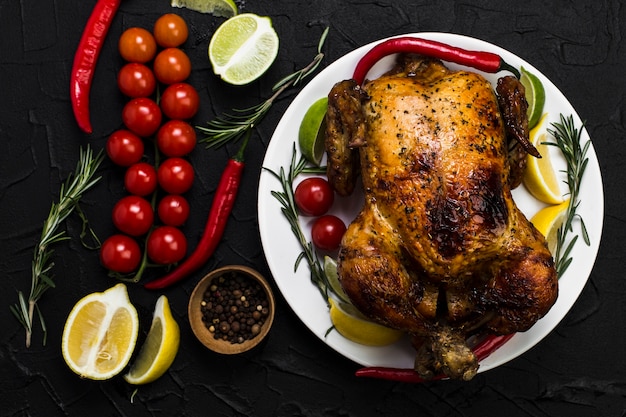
[531,199,569,255]
[124,295,180,385]
[299,97,328,166]
[523,115,565,205]
[329,298,404,346]
[171,0,237,17]
[208,14,279,85]
[61,284,139,380]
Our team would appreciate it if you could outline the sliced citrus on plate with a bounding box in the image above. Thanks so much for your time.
[208,13,279,85]
[323,255,350,303]
[523,115,565,205]
[61,283,139,380]
[520,66,546,130]
[170,0,237,17]
[298,97,328,166]
[531,199,569,255]
[329,298,404,346]
[124,295,180,385]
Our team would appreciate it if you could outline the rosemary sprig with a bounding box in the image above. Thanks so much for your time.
[10,146,104,347]
[546,114,591,277]
[265,145,330,301]
[198,27,329,149]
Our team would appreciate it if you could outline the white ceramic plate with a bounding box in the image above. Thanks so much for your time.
[258,33,604,373]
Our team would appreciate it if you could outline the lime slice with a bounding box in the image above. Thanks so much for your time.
[170,0,237,17]
[520,66,546,130]
[323,255,350,303]
[124,295,180,385]
[298,97,328,166]
[208,14,279,85]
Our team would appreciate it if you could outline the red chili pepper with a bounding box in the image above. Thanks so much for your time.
[70,0,121,134]
[354,333,515,383]
[352,37,520,85]
[144,138,248,290]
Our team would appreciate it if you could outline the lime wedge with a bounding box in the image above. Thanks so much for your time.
[208,14,279,85]
[298,97,328,166]
[520,66,546,130]
[171,0,237,17]
[323,255,350,303]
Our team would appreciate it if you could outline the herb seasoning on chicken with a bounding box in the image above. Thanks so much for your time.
[325,54,557,380]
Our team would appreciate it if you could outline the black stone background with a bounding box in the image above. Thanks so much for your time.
[1,0,624,416]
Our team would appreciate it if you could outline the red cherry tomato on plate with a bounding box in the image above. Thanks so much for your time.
[311,215,346,251]
[100,234,141,273]
[157,157,194,194]
[124,162,157,196]
[153,13,188,48]
[122,97,162,137]
[157,194,190,226]
[117,62,156,97]
[147,225,187,264]
[106,129,144,166]
[153,48,191,85]
[156,120,197,157]
[112,195,154,236]
[160,83,199,120]
[295,177,335,216]
[118,27,157,63]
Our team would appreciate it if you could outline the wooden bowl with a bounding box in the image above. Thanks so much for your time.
[188,265,275,354]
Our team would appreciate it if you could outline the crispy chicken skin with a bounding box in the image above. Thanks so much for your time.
[326,55,557,380]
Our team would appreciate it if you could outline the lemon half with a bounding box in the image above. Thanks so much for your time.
[124,295,180,385]
[531,199,569,255]
[61,284,139,380]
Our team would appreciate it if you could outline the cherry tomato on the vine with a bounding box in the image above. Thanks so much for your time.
[153,13,188,48]
[153,48,191,85]
[124,162,157,196]
[106,129,144,166]
[147,225,187,265]
[118,27,157,63]
[311,215,346,251]
[156,120,197,157]
[159,83,199,120]
[112,195,154,236]
[157,194,190,226]
[157,157,194,194]
[117,62,156,97]
[99,234,142,273]
[295,177,335,216]
[122,97,162,137]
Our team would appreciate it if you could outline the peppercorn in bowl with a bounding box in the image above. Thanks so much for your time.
[188,265,275,354]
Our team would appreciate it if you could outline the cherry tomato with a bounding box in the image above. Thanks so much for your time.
[159,83,199,120]
[118,27,157,63]
[122,97,162,137]
[157,157,194,194]
[157,194,190,226]
[112,195,154,236]
[106,129,144,166]
[147,226,187,264]
[99,234,142,273]
[311,215,346,251]
[153,48,191,85]
[295,177,335,216]
[156,120,197,157]
[124,162,157,196]
[153,13,188,48]
[117,62,156,97]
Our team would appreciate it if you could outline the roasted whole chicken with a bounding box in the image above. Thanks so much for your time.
[325,54,558,380]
